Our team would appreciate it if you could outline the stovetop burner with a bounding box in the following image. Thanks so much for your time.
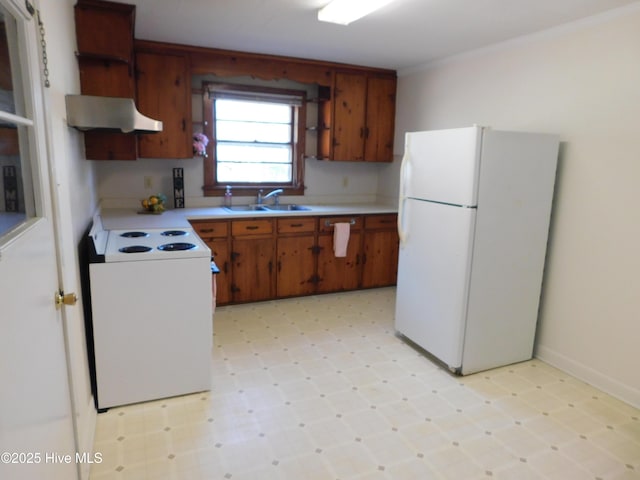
[120,231,149,238]
[157,242,196,252]
[119,245,153,253]
[104,228,209,262]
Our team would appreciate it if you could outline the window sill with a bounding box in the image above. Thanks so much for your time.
[202,184,305,197]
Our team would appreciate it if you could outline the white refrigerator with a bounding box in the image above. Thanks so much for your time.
[395,126,559,375]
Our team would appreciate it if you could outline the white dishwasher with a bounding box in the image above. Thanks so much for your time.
[88,220,212,411]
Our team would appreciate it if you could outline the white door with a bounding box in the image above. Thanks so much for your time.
[395,199,476,370]
[0,2,77,479]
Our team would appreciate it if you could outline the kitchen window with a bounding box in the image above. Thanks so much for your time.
[202,83,306,196]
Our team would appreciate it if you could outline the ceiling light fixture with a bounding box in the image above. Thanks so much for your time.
[317,0,397,26]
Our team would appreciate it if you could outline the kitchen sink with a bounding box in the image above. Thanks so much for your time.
[264,204,312,211]
[223,205,268,212]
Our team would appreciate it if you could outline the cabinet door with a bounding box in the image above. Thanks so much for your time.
[231,237,275,303]
[332,72,366,161]
[317,232,361,293]
[364,76,396,162]
[78,60,137,160]
[136,51,192,158]
[74,0,134,61]
[79,61,134,97]
[276,235,316,298]
[362,229,399,288]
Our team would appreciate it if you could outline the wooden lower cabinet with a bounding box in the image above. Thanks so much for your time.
[362,230,399,288]
[362,214,399,288]
[317,232,361,293]
[277,235,316,297]
[190,219,231,305]
[276,217,317,298]
[229,219,275,303]
[191,213,398,305]
[317,216,363,293]
[231,236,275,303]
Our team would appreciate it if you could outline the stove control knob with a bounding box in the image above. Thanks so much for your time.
[55,291,78,309]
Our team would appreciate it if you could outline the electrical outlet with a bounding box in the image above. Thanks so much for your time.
[144,176,153,190]
[342,176,349,188]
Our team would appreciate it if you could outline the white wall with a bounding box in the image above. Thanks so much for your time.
[394,5,640,407]
[40,0,99,474]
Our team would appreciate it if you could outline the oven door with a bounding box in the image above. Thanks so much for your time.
[90,257,212,409]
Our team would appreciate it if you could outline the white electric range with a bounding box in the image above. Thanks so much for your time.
[87,217,213,410]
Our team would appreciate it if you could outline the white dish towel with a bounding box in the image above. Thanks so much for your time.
[333,222,350,258]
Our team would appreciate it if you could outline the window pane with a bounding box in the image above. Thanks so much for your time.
[217,143,291,164]
[0,124,28,236]
[216,99,291,124]
[218,162,292,183]
[1,9,35,240]
[217,121,291,143]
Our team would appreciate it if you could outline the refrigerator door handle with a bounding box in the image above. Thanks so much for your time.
[398,141,411,245]
[398,197,408,245]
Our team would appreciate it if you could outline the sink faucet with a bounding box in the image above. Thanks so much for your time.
[257,188,283,205]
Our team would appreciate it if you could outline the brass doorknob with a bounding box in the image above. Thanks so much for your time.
[55,291,78,309]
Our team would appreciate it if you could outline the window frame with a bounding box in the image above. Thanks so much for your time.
[202,82,306,197]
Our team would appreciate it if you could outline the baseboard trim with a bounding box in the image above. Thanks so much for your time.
[535,345,640,409]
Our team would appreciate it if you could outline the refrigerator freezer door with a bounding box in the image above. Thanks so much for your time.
[395,199,476,370]
[402,127,482,207]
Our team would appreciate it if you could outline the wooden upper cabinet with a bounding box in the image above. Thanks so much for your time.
[78,61,134,97]
[364,76,396,162]
[332,72,367,161]
[331,72,396,162]
[136,51,192,159]
[74,0,137,160]
[75,0,135,62]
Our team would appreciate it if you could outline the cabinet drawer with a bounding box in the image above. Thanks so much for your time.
[318,216,362,233]
[364,214,397,230]
[277,217,316,234]
[232,219,273,236]
[190,220,229,239]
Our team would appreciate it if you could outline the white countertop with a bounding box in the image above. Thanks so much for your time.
[100,203,398,230]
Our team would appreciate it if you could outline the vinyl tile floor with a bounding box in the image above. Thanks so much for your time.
[90,287,640,480]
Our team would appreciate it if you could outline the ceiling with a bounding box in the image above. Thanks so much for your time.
[126,0,638,71]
